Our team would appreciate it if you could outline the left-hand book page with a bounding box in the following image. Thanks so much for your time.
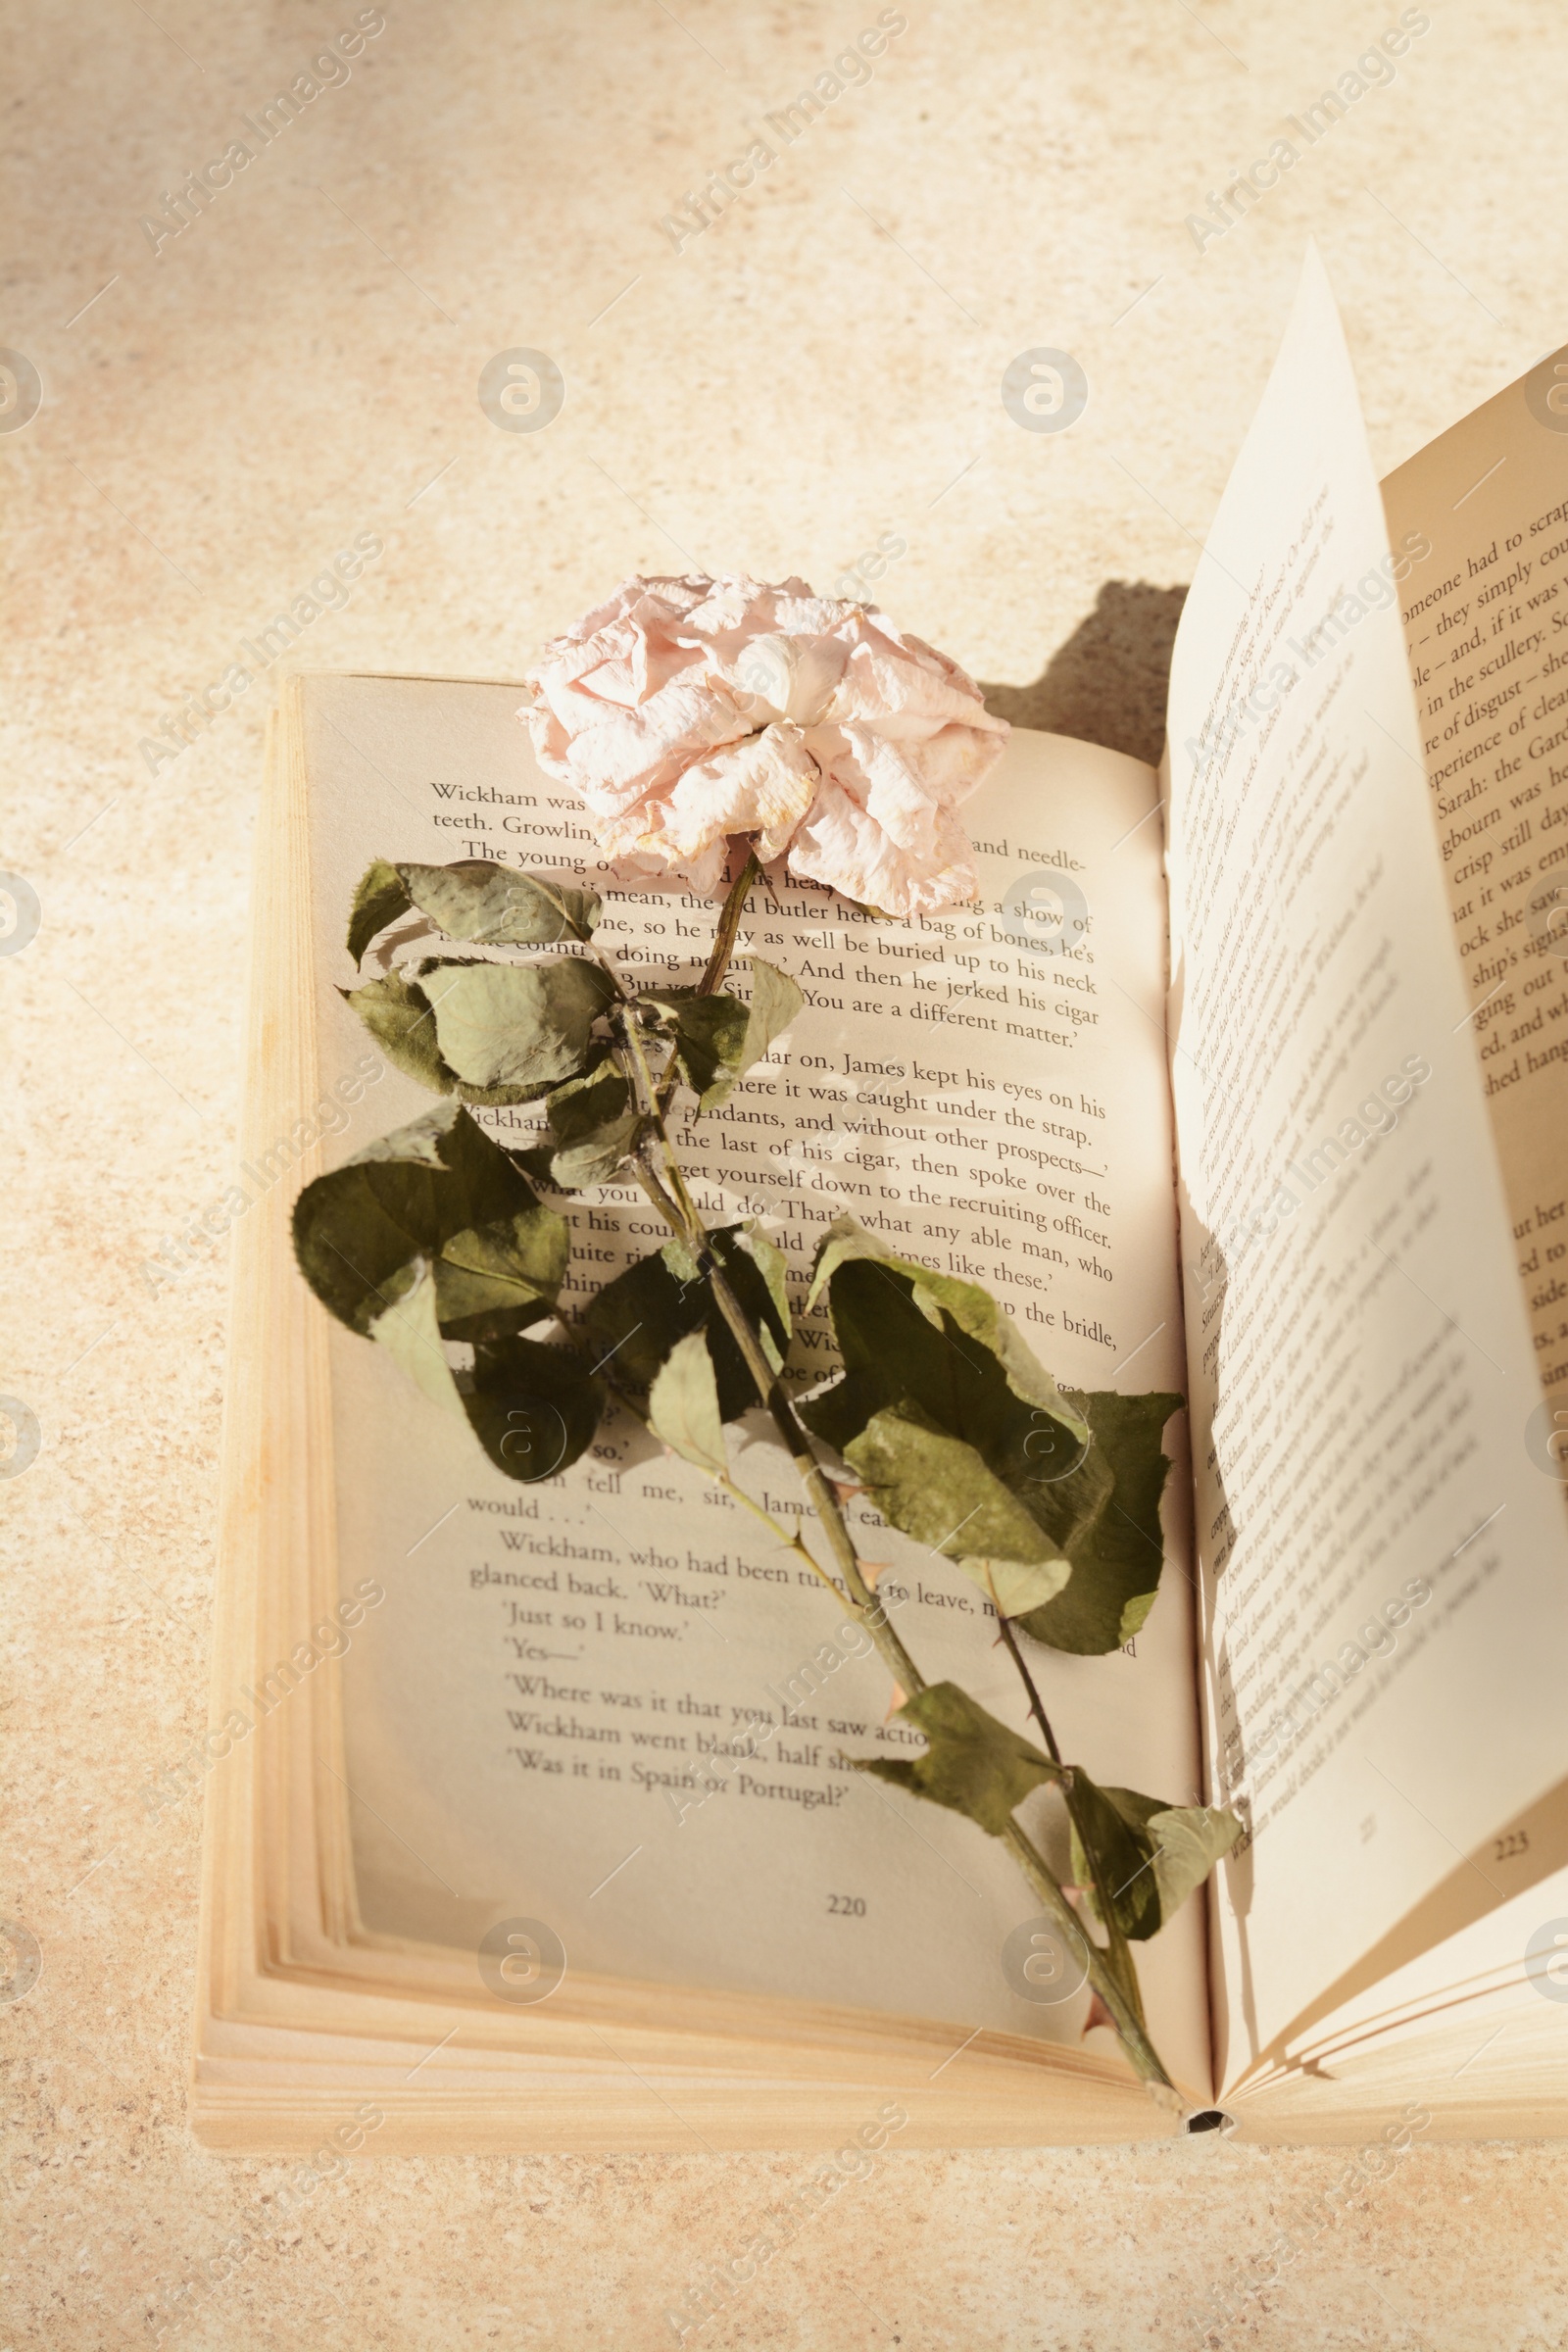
[194,670,1205,2149]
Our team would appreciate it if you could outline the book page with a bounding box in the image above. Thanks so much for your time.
[1382,348,1568,1401]
[298,675,1211,2084]
[1163,249,1568,2079]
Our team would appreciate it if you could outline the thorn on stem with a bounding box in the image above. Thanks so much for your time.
[1082,1990,1115,2037]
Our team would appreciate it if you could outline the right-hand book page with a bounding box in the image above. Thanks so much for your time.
[1382,338,1568,1387]
[1163,245,1568,2082]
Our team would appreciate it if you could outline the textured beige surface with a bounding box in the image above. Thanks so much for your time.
[6,3,1568,2345]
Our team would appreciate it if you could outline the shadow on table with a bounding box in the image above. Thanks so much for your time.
[979,579,1188,771]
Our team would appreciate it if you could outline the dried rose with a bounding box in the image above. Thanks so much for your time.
[521,573,1008,916]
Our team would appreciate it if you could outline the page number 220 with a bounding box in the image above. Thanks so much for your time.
[827,1893,867,1917]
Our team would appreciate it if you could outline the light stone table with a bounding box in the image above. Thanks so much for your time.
[6,3,1568,2345]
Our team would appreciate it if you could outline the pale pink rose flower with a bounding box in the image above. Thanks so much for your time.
[520,573,1008,914]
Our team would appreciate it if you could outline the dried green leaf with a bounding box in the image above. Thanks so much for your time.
[807,1215,1086,1440]
[580,1228,789,1419]
[1068,1776,1242,1941]
[638,956,803,1112]
[361,1246,604,1481]
[505,1143,560,1187]
[735,1221,791,1372]
[637,989,751,1107]
[843,1402,1070,1615]
[855,1682,1059,1837]
[1068,1775,1165,1943]
[802,1225,1180,1651]
[398,860,601,946]
[648,1328,728,1476]
[342,968,542,1106]
[799,1254,1095,1562]
[343,968,453,1095]
[548,1053,629,1139]
[429,1204,570,1342]
[1148,1803,1243,1921]
[579,1239,708,1392]
[541,1053,648,1189]
[1016,1390,1183,1656]
[710,956,804,1106]
[292,1099,566,1340]
[553,1117,647,1190]
[347,857,414,965]
[427,956,614,1094]
[964,1554,1076,1620]
[672,1227,792,1410]
[366,1263,604,1481]
[462,1333,605,1482]
[368,1259,466,1418]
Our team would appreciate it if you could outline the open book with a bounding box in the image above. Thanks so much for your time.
[194,251,1568,2149]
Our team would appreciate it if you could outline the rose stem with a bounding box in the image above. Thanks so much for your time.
[616,856,1177,2098]
[990,1596,1147,2031]
[645,843,762,1122]
[697,845,761,996]
[628,1142,1175,2097]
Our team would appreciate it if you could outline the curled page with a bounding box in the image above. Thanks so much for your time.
[1164,245,1568,2074]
